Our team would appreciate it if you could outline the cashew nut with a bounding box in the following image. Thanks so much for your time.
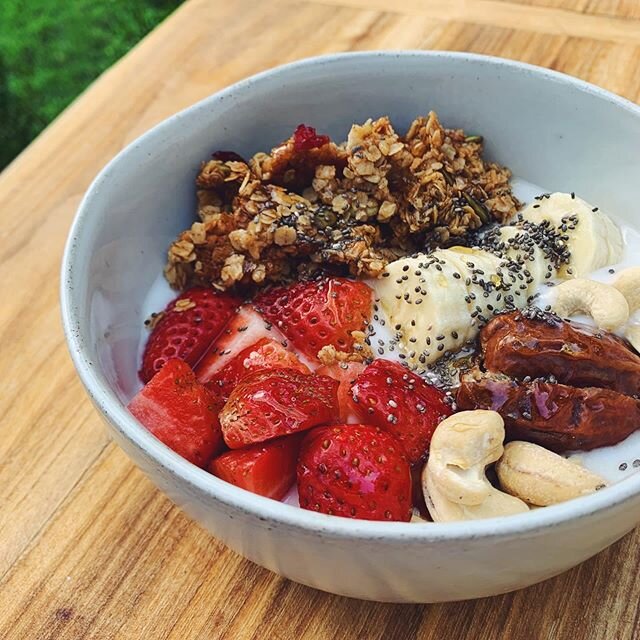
[496,441,607,506]
[613,267,640,311]
[613,267,640,352]
[550,278,629,331]
[422,410,529,522]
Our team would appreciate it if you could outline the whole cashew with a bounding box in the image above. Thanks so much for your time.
[422,410,529,522]
[550,278,629,331]
[613,267,640,352]
[613,267,640,311]
[496,441,607,506]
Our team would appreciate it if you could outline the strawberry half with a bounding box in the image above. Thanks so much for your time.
[220,368,340,449]
[195,305,287,384]
[316,361,367,423]
[208,434,302,500]
[128,359,223,467]
[140,288,240,383]
[254,277,372,361]
[297,424,412,521]
[351,359,452,464]
[206,337,310,402]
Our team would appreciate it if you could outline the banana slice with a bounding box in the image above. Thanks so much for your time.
[520,193,622,278]
[447,246,516,319]
[495,226,555,297]
[375,250,471,365]
[374,247,515,366]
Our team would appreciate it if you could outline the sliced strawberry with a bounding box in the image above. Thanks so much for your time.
[297,424,412,521]
[254,277,372,361]
[140,288,240,383]
[128,359,223,467]
[195,305,286,384]
[208,434,302,500]
[220,368,340,449]
[316,361,367,423]
[206,337,311,402]
[351,359,452,464]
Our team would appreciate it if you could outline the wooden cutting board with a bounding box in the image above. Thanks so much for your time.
[1,1,639,637]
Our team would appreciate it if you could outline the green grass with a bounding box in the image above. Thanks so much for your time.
[0,0,182,170]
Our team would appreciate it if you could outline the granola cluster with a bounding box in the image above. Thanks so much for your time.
[165,112,520,291]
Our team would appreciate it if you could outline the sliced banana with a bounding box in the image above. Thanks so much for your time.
[374,247,515,366]
[447,246,516,320]
[496,226,555,296]
[375,250,472,365]
[520,192,623,278]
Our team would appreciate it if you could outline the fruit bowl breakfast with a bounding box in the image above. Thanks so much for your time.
[61,51,640,602]
[131,111,640,524]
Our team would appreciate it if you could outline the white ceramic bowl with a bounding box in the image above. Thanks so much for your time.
[61,51,640,603]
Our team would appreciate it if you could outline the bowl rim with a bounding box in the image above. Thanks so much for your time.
[61,49,640,542]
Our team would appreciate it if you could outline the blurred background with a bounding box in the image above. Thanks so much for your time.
[0,0,181,170]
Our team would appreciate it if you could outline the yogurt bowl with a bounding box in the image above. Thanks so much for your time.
[61,51,640,603]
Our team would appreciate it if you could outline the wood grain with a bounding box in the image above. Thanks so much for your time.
[491,0,640,19]
[305,0,640,44]
[1,1,639,638]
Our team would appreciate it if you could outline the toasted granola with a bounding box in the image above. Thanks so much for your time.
[166,112,520,291]
[317,331,374,365]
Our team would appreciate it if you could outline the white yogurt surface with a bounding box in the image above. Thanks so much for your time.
[140,177,640,486]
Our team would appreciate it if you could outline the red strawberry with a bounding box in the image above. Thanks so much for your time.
[220,368,340,449]
[351,359,452,464]
[128,359,223,467]
[208,434,302,500]
[254,277,372,361]
[316,361,367,423]
[195,305,287,384]
[206,337,310,402]
[297,424,412,521]
[140,288,240,383]
[293,124,330,151]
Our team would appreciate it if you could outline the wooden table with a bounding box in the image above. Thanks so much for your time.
[2,1,639,637]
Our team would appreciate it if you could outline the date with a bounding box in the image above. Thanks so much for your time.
[457,370,640,452]
[480,311,640,396]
